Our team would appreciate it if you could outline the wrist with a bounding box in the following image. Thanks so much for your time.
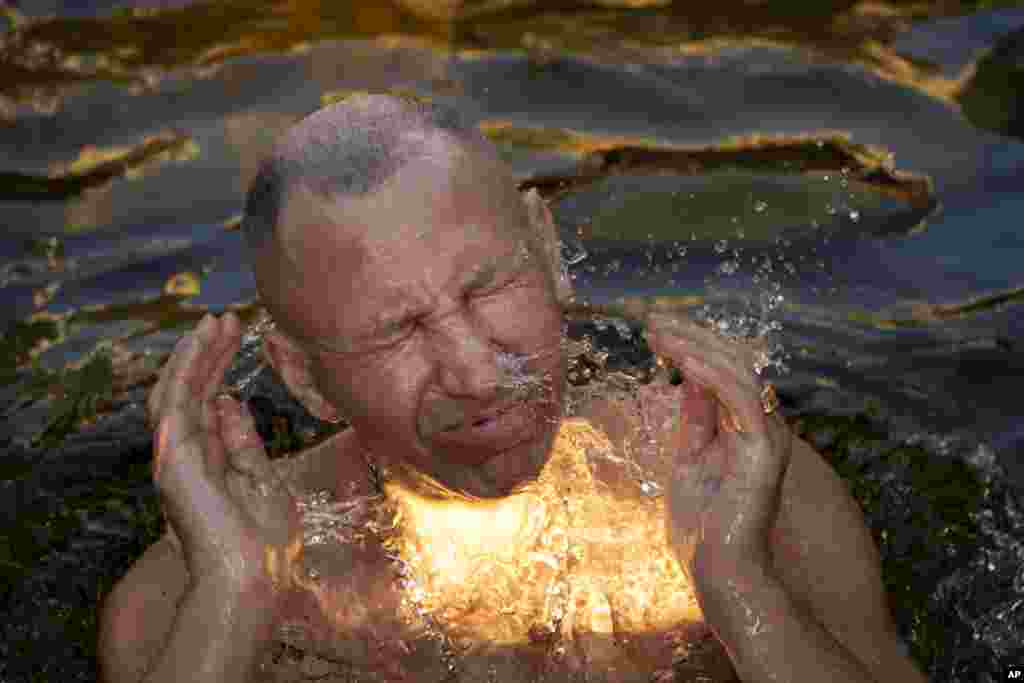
[692,560,783,644]
[690,560,878,683]
[691,538,773,577]
[691,550,776,606]
[189,564,284,618]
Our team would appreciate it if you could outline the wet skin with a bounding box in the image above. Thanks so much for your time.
[99,143,928,683]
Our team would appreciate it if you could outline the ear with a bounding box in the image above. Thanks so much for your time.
[522,188,573,305]
[262,327,340,423]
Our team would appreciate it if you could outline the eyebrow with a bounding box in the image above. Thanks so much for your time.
[299,248,535,354]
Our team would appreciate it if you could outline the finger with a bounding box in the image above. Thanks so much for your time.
[163,518,182,553]
[165,315,221,432]
[651,328,758,385]
[649,331,761,422]
[646,316,765,419]
[678,351,765,438]
[676,381,718,461]
[647,314,761,374]
[647,330,746,387]
[216,395,271,481]
[153,412,173,481]
[147,331,194,429]
[156,317,208,414]
[203,313,242,402]
[190,314,231,403]
[153,410,211,501]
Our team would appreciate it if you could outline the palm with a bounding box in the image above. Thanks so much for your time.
[644,313,791,577]
[149,313,296,587]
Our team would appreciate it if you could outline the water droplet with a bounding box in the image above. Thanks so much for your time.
[561,239,587,266]
[753,200,768,214]
[717,260,740,276]
[848,210,861,223]
[639,480,661,497]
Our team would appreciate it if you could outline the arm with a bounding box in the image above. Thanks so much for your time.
[644,313,922,683]
[695,560,876,682]
[99,538,278,683]
[768,437,929,683]
[101,313,296,682]
[138,572,278,683]
[98,536,186,683]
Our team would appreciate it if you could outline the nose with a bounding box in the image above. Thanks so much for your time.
[432,313,500,400]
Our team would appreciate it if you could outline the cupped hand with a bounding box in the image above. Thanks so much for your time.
[644,313,791,584]
[147,313,297,593]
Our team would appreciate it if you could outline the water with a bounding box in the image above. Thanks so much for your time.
[1,2,1023,681]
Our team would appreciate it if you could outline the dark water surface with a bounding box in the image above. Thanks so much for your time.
[2,2,1023,681]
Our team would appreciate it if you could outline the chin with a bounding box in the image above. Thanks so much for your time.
[397,423,560,501]
[482,415,562,497]
[404,373,567,500]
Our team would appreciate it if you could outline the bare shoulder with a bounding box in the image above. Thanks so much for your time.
[98,533,188,683]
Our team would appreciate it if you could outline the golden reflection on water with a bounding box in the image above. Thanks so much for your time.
[281,414,732,681]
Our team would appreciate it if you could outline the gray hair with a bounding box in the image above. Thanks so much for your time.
[241,93,489,252]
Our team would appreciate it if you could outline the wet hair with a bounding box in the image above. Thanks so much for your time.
[241,93,489,252]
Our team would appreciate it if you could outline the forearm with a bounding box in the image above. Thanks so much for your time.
[141,575,278,683]
[696,562,877,683]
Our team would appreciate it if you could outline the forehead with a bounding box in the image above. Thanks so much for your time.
[277,153,539,339]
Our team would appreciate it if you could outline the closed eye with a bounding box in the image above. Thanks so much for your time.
[470,270,529,298]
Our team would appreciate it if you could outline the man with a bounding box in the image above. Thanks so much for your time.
[98,94,927,682]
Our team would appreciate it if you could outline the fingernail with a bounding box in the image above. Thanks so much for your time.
[214,393,234,416]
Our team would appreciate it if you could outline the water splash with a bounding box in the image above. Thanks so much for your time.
[296,487,384,548]
[693,302,788,377]
[591,316,634,340]
[560,237,588,266]
[495,350,549,395]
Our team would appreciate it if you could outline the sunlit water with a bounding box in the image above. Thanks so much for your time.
[278,389,723,682]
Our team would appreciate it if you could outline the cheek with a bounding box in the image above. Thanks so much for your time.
[323,355,427,426]
[311,364,361,417]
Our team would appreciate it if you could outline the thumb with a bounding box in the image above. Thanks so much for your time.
[667,382,717,552]
[675,381,717,461]
[216,395,273,480]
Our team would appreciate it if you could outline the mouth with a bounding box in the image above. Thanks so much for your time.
[431,400,538,456]
[456,404,512,430]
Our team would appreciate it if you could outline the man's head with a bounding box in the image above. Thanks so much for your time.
[241,94,571,499]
